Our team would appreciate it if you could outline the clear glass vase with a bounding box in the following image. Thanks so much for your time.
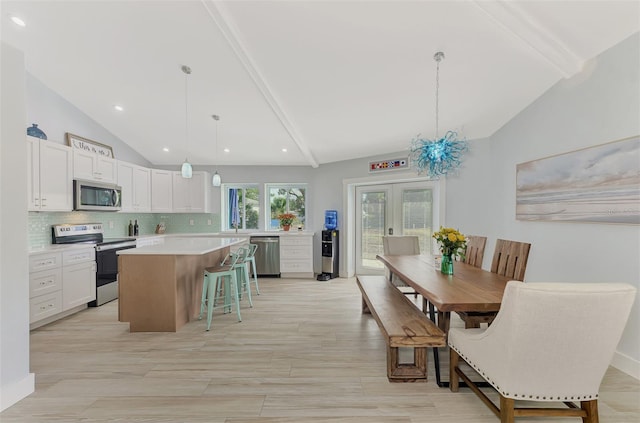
[440,253,454,275]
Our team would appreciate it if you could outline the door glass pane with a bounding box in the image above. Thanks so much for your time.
[401,188,433,254]
[360,191,386,270]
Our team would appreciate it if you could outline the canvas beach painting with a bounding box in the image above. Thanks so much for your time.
[516,136,640,224]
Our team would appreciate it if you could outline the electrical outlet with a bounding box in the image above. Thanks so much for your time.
[207,219,212,225]
[189,219,195,226]
[109,221,114,229]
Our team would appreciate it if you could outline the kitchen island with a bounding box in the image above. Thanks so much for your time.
[117,237,244,332]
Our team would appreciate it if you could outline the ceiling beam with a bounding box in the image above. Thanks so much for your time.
[200,0,319,168]
[473,0,585,79]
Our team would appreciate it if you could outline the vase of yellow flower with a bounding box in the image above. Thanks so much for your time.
[432,226,467,275]
[277,213,296,231]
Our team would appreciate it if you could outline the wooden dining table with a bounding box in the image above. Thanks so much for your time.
[376,253,512,386]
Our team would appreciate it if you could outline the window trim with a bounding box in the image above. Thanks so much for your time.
[221,183,260,232]
[265,183,308,231]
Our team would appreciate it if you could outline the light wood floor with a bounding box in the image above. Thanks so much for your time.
[3,277,639,422]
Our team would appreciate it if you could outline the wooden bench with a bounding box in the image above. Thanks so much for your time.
[356,275,446,382]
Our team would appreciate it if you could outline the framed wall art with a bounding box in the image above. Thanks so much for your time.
[66,133,114,158]
[516,136,639,224]
[369,157,409,173]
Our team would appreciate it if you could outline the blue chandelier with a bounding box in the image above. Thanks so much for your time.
[410,52,467,178]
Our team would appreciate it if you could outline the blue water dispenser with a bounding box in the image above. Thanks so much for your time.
[324,210,337,230]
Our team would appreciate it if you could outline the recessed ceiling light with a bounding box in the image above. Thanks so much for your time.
[10,16,26,27]
[223,148,230,153]
[162,147,169,152]
[282,148,288,153]
[113,105,124,112]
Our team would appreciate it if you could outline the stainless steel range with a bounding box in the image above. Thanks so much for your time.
[52,223,137,306]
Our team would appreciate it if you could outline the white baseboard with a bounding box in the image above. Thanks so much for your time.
[611,350,640,380]
[0,372,34,412]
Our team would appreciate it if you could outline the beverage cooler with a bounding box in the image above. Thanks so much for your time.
[318,230,338,281]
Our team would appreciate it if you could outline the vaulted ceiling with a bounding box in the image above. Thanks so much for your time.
[2,1,638,167]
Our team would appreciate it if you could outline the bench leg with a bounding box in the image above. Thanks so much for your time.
[387,346,428,382]
[450,347,460,392]
[362,297,371,314]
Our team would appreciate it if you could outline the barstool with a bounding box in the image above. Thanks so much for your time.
[199,250,243,331]
[233,246,253,307]
[241,243,260,295]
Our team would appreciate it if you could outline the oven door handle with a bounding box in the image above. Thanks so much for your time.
[96,242,136,252]
[112,189,120,207]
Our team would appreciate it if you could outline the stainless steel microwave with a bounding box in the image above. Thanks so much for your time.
[73,180,122,211]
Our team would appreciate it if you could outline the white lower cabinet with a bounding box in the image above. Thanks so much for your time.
[29,266,63,322]
[29,252,63,322]
[62,248,96,310]
[29,247,96,327]
[279,235,314,278]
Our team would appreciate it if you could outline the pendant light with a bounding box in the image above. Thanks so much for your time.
[409,51,467,178]
[212,114,222,187]
[181,65,193,178]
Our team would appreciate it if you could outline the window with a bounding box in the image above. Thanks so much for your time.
[267,184,307,230]
[223,185,259,231]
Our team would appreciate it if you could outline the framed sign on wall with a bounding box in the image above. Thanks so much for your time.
[369,158,408,173]
[66,133,114,158]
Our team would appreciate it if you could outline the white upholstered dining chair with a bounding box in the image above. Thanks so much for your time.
[448,281,636,423]
[382,235,420,290]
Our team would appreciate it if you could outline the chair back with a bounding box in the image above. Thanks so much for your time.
[461,235,486,268]
[246,243,258,260]
[382,236,420,256]
[221,246,248,267]
[478,281,636,399]
[232,246,250,265]
[490,239,530,281]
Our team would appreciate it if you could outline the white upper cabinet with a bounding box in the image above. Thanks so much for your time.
[172,171,210,213]
[151,169,173,212]
[73,150,117,183]
[117,160,151,212]
[27,136,73,212]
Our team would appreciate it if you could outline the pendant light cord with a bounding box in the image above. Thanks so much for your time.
[182,65,191,160]
[435,59,440,140]
[185,70,188,157]
[434,51,444,140]
[212,114,220,165]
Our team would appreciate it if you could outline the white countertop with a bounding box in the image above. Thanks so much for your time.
[29,231,316,254]
[136,231,314,238]
[117,237,245,255]
[236,231,314,237]
[29,242,97,254]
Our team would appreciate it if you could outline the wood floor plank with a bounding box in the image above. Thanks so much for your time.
[1,277,638,423]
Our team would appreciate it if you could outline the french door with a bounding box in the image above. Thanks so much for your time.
[355,181,435,275]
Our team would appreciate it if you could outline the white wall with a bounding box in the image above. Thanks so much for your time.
[0,42,34,411]
[26,74,151,167]
[447,33,640,377]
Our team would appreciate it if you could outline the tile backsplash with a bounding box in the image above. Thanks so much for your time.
[28,211,221,247]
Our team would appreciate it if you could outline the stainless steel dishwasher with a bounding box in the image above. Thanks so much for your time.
[250,236,280,277]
